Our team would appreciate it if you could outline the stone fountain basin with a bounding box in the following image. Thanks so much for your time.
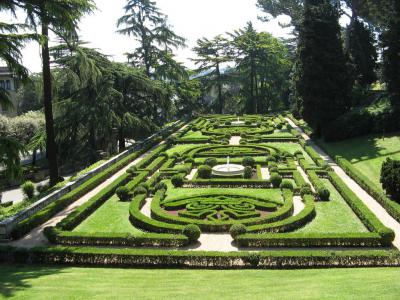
[212,164,245,177]
[231,121,245,125]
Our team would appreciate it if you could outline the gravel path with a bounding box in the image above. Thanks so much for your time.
[293,196,305,216]
[286,117,400,249]
[261,167,270,180]
[229,136,241,145]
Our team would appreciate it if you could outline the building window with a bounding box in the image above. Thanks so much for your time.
[0,80,4,89]
[6,80,11,90]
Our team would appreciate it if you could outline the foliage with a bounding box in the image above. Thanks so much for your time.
[280,179,294,191]
[204,158,218,167]
[198,165,212,179]
[244,166,253,179]
[230,223,247,239]
[116,186,130,202]
[270,173,283,188]
[293,0,351,136]
[21,181,35,199]
[242,156,255,167]
[182,224,201,243]
[171,174,184,187]
[381,158,400,201]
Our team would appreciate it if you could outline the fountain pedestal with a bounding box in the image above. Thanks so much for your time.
[212,156,245,177]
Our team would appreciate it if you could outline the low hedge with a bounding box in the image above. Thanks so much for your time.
[336,156,400,223]
[328,171,394,245]
[2,245,399,268]
[44,227,189,247]
[236,232,385,248]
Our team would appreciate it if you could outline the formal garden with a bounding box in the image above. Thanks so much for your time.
[1,114,398,270]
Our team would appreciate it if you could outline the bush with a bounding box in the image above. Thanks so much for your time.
[225,121,231,125]
[182,224,201,243]
[21,181,35,199]
[245,252,261,267]
[266,156,277,163]
[116,186,130,202]
[270,173,282,188]
[205,157,218,167]
[269,166,278,173]
[242,156,255,167]
[134,186,148,196]
[126,166,137,174]
[381,158,400,201]
[184,157,195,164]
[171,174,184,187]
[155,182,167,191]
[230,223,247,239]
[280,179,294,191]
[294,150,303,156]
[198,165,212,179]
[317,187,330,201]
[244,166,253,179]
[245,120,251,125]
[300,184,313,196]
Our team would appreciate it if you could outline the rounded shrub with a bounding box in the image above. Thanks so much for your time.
[155,181,167,191]
[133,186,147,196]
[171,174,184,187]
[270,173,283,188]
[276,123,283,130]
[244,166,253,179]
[280,179,294,191]
[245,252,261,267]
[205,157,218,167]
[21,181,35,199]
[116,186,130,202]
[317,187,330,201]
[198,165,212,179]
[300,184,313,196]
[182,224,201,243]
[230,223,247,239]
[242,156,255,167]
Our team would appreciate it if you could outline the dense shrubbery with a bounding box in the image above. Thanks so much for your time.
[300,184,313,196]
[280,179,294,191]
[242,156,255,167]
[205,158,218,167]
[381,158,400,201]
[270,173,282,188]
[116,186,130,202]
[244,166,253,179]
[317,187,330,201]
[198,165,212,179]
[171,174,184,187]
[182,224,201,243]
[21,181,35,199]
[230,223,247,239]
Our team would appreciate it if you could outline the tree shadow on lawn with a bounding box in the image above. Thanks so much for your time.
[0,264,66,298]
[321,132,400,163]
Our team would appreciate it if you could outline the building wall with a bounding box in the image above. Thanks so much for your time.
[0,68,18,117]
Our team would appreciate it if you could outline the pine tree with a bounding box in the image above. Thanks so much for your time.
[293,0,351,136]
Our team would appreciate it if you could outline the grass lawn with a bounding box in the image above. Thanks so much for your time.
[73,195,142,234]
[262,142,316,164]
[295,179,368,233]
[319,133,400,191]
[165,187,284,204]
[166,144,203,156]
[1,265,400,299]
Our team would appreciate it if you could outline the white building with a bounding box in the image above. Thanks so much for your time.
[0,66,18,117]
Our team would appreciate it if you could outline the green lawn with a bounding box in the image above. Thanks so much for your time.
[1,266,400,299]
[262,142,316,164]
[73,195,142,234]
[296,179,368,233]
[319,133,400,191]
[166,144,203,156]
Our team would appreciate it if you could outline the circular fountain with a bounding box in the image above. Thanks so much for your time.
[231,117,245,126]
[212,156,245,177]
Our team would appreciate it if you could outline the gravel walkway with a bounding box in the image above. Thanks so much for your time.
[286,117,400,249]
[229,136,241,145]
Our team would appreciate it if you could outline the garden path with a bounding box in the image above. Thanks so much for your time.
[286,117,400,249]
[229,136,241,145]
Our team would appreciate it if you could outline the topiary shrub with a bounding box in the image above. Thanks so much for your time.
[280,179,294,191]
[134,186,147,196]
[182,224,201,243]
[244,166,253,179]
[230,223,247,239]
[198,165,212,179]
[269,166,278,173]
[21,181,35,199]
[276,123,283,130]
[245,120,252,125]
[205,157,218,167]
[270,173,282,188]
[170,152,181,160]
[185,157,195,164]
[126,166,137,174]
[381,158,400,201]
[266,156,277,163]
[317,187,330,201]
[300,184,313,196]
[116,186,130,201]
[245,252,261,267]
[171,174,184,187]
[155,181,167,191]
[242,156,255,167]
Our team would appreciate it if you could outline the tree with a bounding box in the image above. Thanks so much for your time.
[174,78,202,118]
[117,0,186,77]
[192,35,232,114]
[293,0,351,136]
[7,0,95,185]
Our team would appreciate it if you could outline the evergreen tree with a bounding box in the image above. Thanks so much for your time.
[347,19,377,87]
[293,0,351,136]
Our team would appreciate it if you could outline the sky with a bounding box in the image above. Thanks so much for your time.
[2,0,292,73]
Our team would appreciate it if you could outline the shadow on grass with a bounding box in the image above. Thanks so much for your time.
[0,264,65,298]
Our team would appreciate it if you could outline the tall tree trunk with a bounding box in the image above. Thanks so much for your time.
[41,22,59,186]
[118,128,126,152]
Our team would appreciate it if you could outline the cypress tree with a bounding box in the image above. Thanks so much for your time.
[293,0,351,136]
